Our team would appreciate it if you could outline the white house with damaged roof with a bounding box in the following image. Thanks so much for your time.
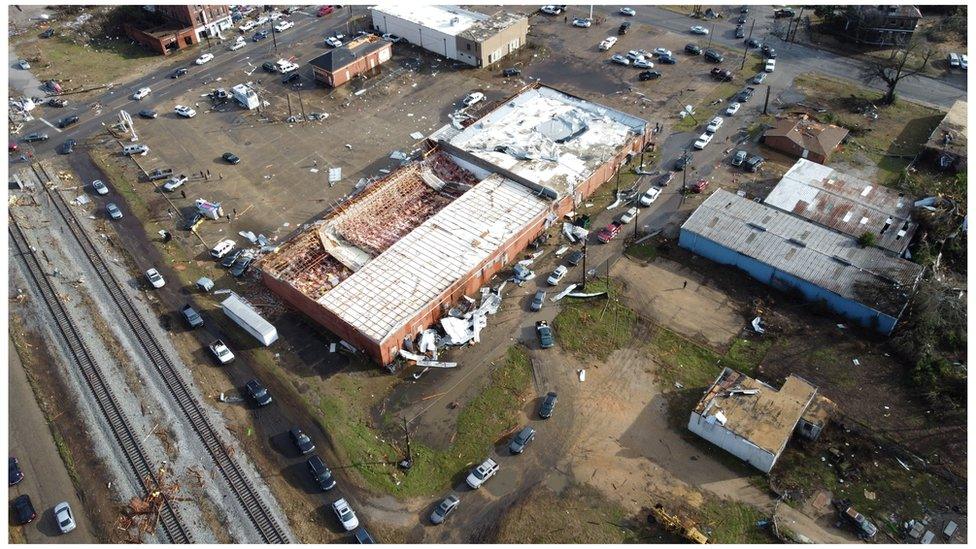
[680,189,924,334]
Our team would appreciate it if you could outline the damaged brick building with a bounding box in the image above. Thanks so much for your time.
[259,84,651,365]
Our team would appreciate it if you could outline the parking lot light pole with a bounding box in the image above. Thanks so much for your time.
[580,237,587,291]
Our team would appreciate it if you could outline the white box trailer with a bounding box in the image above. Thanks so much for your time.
[221,292,278,346]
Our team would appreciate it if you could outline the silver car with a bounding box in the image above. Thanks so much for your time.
[106,202,123,220]
[54,502,76,534]
[430,494,459,525]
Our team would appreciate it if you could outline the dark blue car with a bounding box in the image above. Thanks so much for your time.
[253,30,270,41]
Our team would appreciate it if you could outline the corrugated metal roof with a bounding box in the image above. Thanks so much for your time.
[682,189,923,316]
[764,159,917,255]
[317,174,549,343]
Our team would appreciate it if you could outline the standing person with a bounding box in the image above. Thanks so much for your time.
[180,189,186,199]
[683,280,688,289]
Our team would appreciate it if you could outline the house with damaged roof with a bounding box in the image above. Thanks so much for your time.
[762,116,849,164]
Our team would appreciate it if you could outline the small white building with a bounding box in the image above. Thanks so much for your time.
[688,368,829,473]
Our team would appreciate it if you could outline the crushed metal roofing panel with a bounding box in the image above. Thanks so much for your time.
[764,159,917,255]
[370,4,487,37]
[446,86,647,199]
[694,368,817,456]
[317,174,549,343]
[682,189,923,316]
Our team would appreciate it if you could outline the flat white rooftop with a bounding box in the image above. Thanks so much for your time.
[370,4,487,37]
[317,173,549,344]
[446,86,647,199]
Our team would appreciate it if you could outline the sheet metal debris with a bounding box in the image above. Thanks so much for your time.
[551,284,578,302]
[751,317,766,334]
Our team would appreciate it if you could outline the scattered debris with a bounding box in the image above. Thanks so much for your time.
[751,317,766,334]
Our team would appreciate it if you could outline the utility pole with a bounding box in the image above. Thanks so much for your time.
[763,86,771,115]
[285,93,292,117]
[707,23,715,48]
[633,207,640,240]
[399,417,413,470]
[580,237,588,290]
[271,21,278,54]
[297,87,307,119]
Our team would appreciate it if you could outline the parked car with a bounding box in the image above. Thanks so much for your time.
[380,33,403,43]
[317,5,335,17]
[572,17,592,28]
[17,59,30,70]
[325,36,342,47]
[774,8,796,18]
[462,91,485,107]
[566,250,585,266]
[209,339,235,364]
[174,105,196,118]
[145,268,165,289]
[57,115,79,128]
[737,86,756,102]
[502,67,521,77]
[333,498,359,531]
[530,290,546,312]
[547,265,568,285]
[262,60,277,72]
[465,458,499,489]
[308,455,337,490]
[737,15,747,24]
[539,391,558,419]
[835,500,877,539]
[253,30,270,41]
[132,87,151,100]
[245,379,272,407]
[9,457,24,486]
[596,222,621,243]
[658,54,676,64]
[23,132,49,142]
[764,59,776,72]
[693,132,713,149]
[170,67,188,78]
[106,202,123,220]
[540,5,563,15]
[220,249,242,268]
[229,37,246,50]
[162,174,188,192]
[735,26,745,38]
[239,20,258,32]
[91,179,111,196]
[273,20,294,32]
[430,494,460,525]
[731,150,748,166]
[961,54,968,70]
[690,25,709,35]
[725,102,741,115]
[752,72,767,84]
[222,152,241,164]
[535,320,555,349]
[710,67,733,81]
[704,49,724,62]
[40,28,55,39]
[230,250,255,277]
[508,426,536,454]
[195,53,214,65]
[674,154,691,171]
[761,44,777,58]
[138,109,158,119]
[684,43,702,55]
[619,206,638,224]
[353,527,375,544]
[705,116,724,133]
[11,495,36,525]
[610,54,630,66]
[210,239,236,259]
[180,304,204,328]
[183,213,204,231]
[638,187,661,206]
[619,7,636,16]
[618,22,631,35]
[690,178,709,193]
[54,502,76,534]
[599,36,618,51]
[290,427,315,455]
[745,37,761,48]
[633,57,654,69]
[653,47,672,57]
[745,154,766,172]
[59,139,76,155]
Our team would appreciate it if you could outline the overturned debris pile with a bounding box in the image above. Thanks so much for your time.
[114,465,189,543]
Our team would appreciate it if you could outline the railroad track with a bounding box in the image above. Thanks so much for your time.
[28,162,290,544]
[9,217,193,544]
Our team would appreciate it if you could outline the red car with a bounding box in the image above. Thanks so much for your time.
[691,178,709,193]
[9,142,18,152]
[596,222,621,243]
[317,5,335,16]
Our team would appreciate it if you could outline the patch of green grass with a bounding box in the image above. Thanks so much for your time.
[726,338,772,368]
[650,328,760,389]
[307,346,534,497]
[51,430,81,488]
[700,498,775,544]
[676,81,740,131]
[625,240,659,262]
[496,483,638,543]
[552,281,638,361]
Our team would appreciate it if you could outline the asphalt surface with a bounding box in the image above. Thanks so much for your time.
[8,338,97,543]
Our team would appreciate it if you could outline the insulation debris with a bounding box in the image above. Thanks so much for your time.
[751,317,766,334]
[566,290,607,299]
[551,284,578,302]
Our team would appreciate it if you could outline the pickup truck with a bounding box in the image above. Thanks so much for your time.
[180,304,204,328]
[737,86,756,102]
[465,458,499,489]
[596,222,621,243]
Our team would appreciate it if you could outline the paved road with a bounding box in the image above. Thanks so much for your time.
[590,5,965,109]
[13,6,364,156]
[9,338,98,543]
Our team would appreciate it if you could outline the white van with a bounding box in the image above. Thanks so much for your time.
[122,144,149,156]
[948,52,960,68]
[210,239,236,259]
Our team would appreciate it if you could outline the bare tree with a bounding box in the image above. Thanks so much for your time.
[860,38,936,105]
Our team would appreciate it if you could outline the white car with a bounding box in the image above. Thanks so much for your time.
[325,36,342,47]
[540,5,563,15]
[638,187,661,207]
[210,238,236,259]
[572,18,592,28]
[209,339,235,364]
[547,265,568,285]
[611,54,630,66]
[725,102,741,116]
[195,53,214,65]
[626,49,644,61]
[706,116,724,133]
[268,11,283,20]
[381,33,403,43]
[619,7,636,16]
[273,20,294,32]
[693,132,713,150]
[653,47,672,57]
[174,105,196,118]
[239,20,257,32]
[17,59,30,70]
[162,175,188,192]
[765,59,776,72]
[690,25,709,35]
[229,37,246,51]
[619,206,638,224]
[132,87,151,100]
[465,458,499,489]
[255,15,269,25]
[599,36,618,51]
[961,54,968,70]
[633,58,654,69]
[145,268,165,289]
[91,179,109,195]
[332,499,359,531]
[276,59,300,73]
[462,92,485,107]
[54,502,76,534]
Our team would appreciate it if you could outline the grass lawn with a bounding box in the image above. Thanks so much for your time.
[552,279,639,362]
[624,240,659,262]
[649,328,764,390]
[495,483,639,543]
[675,81,740,131]
[793,74,945,183]
[699,497,775,543]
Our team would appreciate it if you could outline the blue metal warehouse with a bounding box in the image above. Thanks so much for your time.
[680,189,924,334]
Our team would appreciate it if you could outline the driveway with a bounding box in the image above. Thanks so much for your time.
[9,338,98,543]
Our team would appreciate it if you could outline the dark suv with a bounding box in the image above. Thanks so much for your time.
[307,455,337,490]
[539,391,558,419]
[290,427,316,455]
[57,115,79,128]
[684,43,702,55]
[704,49,724,63]
[245,379,272,407]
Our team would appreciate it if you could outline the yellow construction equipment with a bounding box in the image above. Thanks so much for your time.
[648,503,709,544]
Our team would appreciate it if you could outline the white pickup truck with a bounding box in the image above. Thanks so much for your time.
[275,59,299,74]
